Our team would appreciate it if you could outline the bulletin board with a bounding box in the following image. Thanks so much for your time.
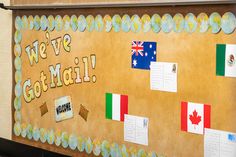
[12,4,236,157]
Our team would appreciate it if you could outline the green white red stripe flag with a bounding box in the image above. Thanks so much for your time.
[181,101,211,134]
[106,93,128,122]
[216,44,236,77]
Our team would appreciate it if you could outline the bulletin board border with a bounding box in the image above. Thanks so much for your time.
[12,4,236,157]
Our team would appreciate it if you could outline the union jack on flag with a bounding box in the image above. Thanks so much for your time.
[132,41,144,56]
[131,41,156,70]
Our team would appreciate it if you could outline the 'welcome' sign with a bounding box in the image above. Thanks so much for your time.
[55,96,73,122]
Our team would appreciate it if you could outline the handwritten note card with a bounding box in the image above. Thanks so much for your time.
[204,128,236,157]
[150,62,177,92]
[124,114,149,146]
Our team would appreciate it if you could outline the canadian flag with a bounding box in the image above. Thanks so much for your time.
[181,101,211,135]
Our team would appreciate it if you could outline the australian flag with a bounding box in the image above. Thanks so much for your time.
[131,41,156,70]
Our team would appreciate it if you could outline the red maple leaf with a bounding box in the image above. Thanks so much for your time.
[189,110,201,129]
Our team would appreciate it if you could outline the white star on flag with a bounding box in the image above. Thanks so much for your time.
[133,59,137,66]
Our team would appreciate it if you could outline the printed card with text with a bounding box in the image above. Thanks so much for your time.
[55,96,73,122]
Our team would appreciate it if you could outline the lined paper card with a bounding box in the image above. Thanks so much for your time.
[124,114,149,145]
[204,128,236,157]
[150,62,178,92]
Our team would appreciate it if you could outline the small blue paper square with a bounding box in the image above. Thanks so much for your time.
[228,134,236,143]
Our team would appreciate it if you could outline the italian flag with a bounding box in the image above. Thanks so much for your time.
[216,44,236,77]
[181,101,211,135]
[106,93,128,122]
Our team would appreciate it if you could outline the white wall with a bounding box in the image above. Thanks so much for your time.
[0,0,12,140]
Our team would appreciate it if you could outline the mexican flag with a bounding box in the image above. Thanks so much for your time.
[181,101,211,134]
[216,44,236,77]
[106,93,128,122]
